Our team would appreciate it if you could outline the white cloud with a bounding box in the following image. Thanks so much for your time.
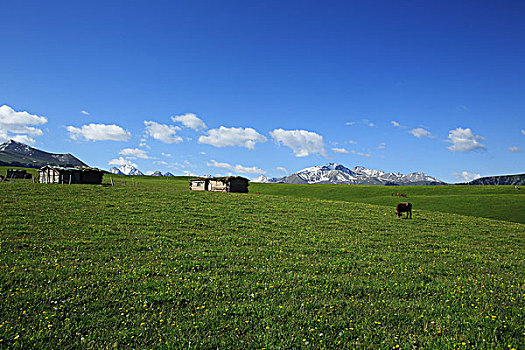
[351,150,371,158]
[332,147,349,154]
[270,128,326,157]
[144,121,182,144]
[161,152,171,157]
[447,127,486,152]
[171,113,207,131]
[199,126,267,149]
[346,119,374,127]
[108,157,137,168]
[452,171,481,182]
[119,148,152,159]
[363,119,375,127]
[0,105,47,142]
[409,127,434,138]
[377,142,386,149]
[391,121,402,128]
[153,160,169,166]
[207,159,265,174]
[81,110,90,115]
[67,123,131,141]
[348,140,357,144]
[12,134,37,145]
[521,129,525,136]
[276,166,288,174]
[508,146,523,153]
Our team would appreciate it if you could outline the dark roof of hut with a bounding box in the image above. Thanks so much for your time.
[39,165,103,172]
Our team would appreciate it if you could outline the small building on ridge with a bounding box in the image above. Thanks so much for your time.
[189,176,249,193]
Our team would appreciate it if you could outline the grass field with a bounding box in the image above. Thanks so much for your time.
[1,175,524,349]
[250,182,525,224]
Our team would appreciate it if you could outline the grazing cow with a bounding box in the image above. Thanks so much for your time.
[396,202,412,219]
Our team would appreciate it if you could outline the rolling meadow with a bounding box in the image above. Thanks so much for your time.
[0,172,524,349]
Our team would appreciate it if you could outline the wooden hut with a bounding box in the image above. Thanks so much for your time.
[189,176,249,193]
[38,166,104,184]
[6,169,31,179]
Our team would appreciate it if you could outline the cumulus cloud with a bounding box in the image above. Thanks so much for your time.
[0,105,47,142]
[199,126,267,149]
[81,110,90,115]
[508,146,523,153]
[409,128,434,138]
[144,121,182,144]
[332,147,349,154]
[207,159,265,174]
[270,128,326,157]
[67,123,131,141]
[108,157,137,168]
[171,113,207,131]
[183,170,199,176]
[13,134,37,144]
[276,166,288,174]
[119,148,152,159]
[452,171,481,182]
[447,127,486,152]
[391,121,402,128]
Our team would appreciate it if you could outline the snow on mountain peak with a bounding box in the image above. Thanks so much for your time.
[279,163,444,185]
[110,164,144,175]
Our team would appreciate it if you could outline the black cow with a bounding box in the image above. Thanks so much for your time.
[396,202,412,219]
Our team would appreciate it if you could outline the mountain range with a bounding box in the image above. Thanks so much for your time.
[109,166,175,176]
[252,163,445,185]
[466,173,525,186]
[2,140,522,184]
[0,140,87,168]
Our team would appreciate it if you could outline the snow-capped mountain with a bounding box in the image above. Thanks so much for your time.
[109,167,124,175]
[109,164,144,176]
[252,163,444,185]
[251,175,281,183]
[0,140,87,168]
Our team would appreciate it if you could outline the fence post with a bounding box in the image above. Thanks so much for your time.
[110,176,114,187]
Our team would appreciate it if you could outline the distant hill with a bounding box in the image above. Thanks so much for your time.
[467,173,525,186]
[0,140,87,168]
[252,163,445,185]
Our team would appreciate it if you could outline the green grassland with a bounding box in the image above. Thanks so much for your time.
[0,176,524,349]
[250,183,525,224]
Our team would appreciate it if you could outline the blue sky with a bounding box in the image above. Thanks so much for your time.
[1,0,524,182]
